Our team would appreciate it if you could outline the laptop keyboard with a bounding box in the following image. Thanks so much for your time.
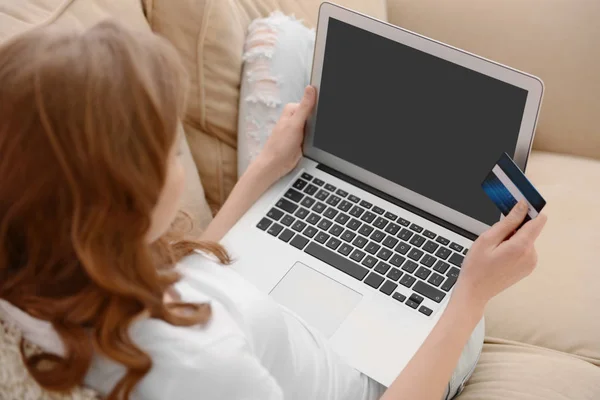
[256,172,469,317]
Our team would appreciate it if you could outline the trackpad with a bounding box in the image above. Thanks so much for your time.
[270,262,362,337]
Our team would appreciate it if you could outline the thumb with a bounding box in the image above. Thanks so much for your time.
[485,200,529,243]
[293,86,316,122]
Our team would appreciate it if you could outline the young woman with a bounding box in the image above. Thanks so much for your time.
[0,21,546,400]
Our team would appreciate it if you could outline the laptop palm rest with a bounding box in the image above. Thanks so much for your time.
[270,262,362,338]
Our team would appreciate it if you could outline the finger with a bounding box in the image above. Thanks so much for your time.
[484,200,529,244]
[495,213,547,260]
[282,103,299,117]
[293,86,317,122]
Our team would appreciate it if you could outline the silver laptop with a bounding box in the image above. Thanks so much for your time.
[222,3,543,386]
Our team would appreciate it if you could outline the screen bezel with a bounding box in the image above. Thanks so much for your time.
[303,2,544,237]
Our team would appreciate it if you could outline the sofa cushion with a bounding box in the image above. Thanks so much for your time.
[144,0,387,208]
[457,342,600,399]
[386,0,600,161]
[484,151,600,365]
[0,0,213,232]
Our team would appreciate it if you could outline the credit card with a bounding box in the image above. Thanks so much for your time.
[481,152,546,225]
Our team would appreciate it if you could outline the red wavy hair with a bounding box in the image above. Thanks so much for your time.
[0,21,227,399]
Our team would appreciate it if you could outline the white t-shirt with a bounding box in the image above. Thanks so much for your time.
[83,252,386,400]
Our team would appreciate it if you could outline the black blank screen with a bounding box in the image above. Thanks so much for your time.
[313,18,529,226]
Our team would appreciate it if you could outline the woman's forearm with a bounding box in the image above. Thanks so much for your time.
[381,291,484,400]
[200,158,279,243]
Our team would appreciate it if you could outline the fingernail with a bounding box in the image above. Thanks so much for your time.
[517,200,527,212]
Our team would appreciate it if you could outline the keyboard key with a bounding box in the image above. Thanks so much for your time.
[414,280,446,303]
[427,272,445,287]
[352,236,368,249]
[375,261,391,275]
[281,214,295,226]
[415,267,431,280]
[284,188,304,203]
[312,202,327,214]
[256,217,273,231]
[341,230,356,242]
[293,179,308,190]
[315,232,330,244]
[362,255,378,268]
[398,228,413,241]
[303,184,318,196]
[410,223,423,233]
[433,260,450,274]
[295,207,310,220]
[447,267,460,279]
[405,299,419,309]
[338,200,353,212]
[376,248,392,261]
[348,194,360,203]
[329,224,344,237]
[326,237,341,250]
[420,254,436,267]
[408,248,424,261]
[335,188,348,197]
[334,213,350,225]
[350,249,366,262]
[390,254,406,268]
[323,207,338,219]
[398,217,410,227]
[290,235,309,249]
[387,268,403,281]
[278,229,295,242]
[409,293,424,305]
[409,234,426,247]
[401,260,418,273]
[276,198,298,213]
[441,276,457,292]
[449,253,464,267]
[338,243,353,256]
[306,213,321,225]
[301,172,313,181]
[385,222,401,235]
[303,226,318,238]
[349,205,365,218]
[361,211,376,223]
[267,208,284,221]
[380,280,398,295]
[370,230,386,243]
[347,218,362,231]
[359,200,373,209]
[419,306,433,316]
[365,272,385,289]
[292,220,307,232]
[382,236,399,249]
[392,292,406,302]
[436,236,450,245]
[423,230,436,239]
[325,183,336,192]
[384,211,397,221]
[312,178,325,186]
[365,242,381,255]
[301,197,316,208]
[358,224,374,237]
[423,240,439,253]
[315,189,329,201]
[435,247,451,260]
[450,242,464,252]
[305,242,369,280]
[317,219,333,230]
[372,206,385,215]
[373,217,387,229]
[326,195,341,207]
[267,223,283,236]
[463,248,469,255]
[395,242,411,255]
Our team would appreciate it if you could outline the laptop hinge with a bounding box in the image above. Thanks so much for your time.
[316,164,479,241]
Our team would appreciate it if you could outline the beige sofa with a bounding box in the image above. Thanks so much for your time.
[1,0,599,399]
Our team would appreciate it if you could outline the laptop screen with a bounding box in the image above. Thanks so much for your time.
[312,18,529,226]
